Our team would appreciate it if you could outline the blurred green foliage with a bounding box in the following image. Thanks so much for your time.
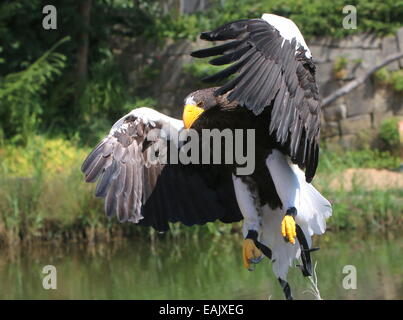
[0,38,68,145]
[379,118,400,150]
[0,0,158,146]
[374,68,403,93]
[151,0,403,40]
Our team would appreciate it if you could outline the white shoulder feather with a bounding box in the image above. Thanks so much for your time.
[261,13,312,58]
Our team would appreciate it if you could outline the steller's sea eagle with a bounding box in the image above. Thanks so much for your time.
[82,13,332,300]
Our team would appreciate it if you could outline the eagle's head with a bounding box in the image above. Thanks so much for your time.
[182,87,219,129]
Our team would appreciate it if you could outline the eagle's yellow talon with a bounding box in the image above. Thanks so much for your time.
[243,239,263,270]
[281,215,296,244]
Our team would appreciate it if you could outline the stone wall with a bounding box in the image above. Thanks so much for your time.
[111,28,403,147]
[310,29,403,147]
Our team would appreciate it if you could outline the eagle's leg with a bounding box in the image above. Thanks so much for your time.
[232,175,263,271]
[281,207,297,244]
[266,150,300,246]
[278,278,294,300]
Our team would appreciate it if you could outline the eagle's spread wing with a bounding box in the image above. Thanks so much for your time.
[191,17,321,182]
[81,107,242,231]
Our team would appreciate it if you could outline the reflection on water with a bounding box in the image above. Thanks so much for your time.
[0,231,401,300]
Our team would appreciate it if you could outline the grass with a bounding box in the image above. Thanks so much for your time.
[0,136,401,246]
[318,148,401,172]
[315,148,402,231]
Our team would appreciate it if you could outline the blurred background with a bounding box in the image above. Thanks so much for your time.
[0,0,402,299]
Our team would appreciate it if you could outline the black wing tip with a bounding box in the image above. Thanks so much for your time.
[200,31,213,41]
[201,74,218,83]
[190,48,211,58]
[190,50,202,58]
[207,57,221,66]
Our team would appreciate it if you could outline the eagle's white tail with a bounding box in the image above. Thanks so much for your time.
[262,150,332,281]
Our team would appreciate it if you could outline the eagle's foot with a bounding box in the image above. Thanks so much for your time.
[243,239,263,271]
[281,207,297,244]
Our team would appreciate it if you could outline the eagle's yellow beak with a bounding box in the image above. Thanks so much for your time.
[182,104,204,129]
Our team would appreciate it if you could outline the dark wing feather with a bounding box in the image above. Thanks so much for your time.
[191,19,321,182]
[81,112,242,231]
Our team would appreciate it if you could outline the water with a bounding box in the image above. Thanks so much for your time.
[0,231,401,300]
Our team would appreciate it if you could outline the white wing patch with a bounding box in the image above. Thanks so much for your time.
[111,107,184,135]
[261,13,312,58]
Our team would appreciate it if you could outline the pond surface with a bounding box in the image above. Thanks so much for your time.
[0,231,401,300]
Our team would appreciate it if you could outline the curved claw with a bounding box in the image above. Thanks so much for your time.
[243,239,263,271]
[281,215,297,244]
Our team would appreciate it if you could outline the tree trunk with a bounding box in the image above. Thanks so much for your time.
[76,0,92,83]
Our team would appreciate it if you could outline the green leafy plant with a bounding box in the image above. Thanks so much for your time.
[148,0,403,41]
[0,37,68,145]
[333,57,349,79]
[379,118,400,151]
[374,68,403,93]
[390,70,403,92]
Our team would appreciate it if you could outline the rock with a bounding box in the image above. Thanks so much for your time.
[381,35,400,71]
[391,92,403,115]
[321,121,340,138]
[357,33,381,49]
[335,36,357,49]
[372,88,391,112]
[322,135,343,152]
[340,134,359,149]
[372,110,394,128]
[316,62,334,88]
[310,45,330,63]
[328,49,369,81]
[307,37,333,47]
[331,34,381,49]
[396,27,403,68]
[321,136,340,144]
[340,114,372,135]
[345,83,375,117]
[323,104,347,121]
[328,48,364,62]
[309,34,380,49]
[359,49,382,70]
[319,79,344,99]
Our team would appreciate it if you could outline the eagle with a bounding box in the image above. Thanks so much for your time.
[81,14,332,300]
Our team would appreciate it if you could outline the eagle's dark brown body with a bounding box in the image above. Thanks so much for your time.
[190,90,284,210]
